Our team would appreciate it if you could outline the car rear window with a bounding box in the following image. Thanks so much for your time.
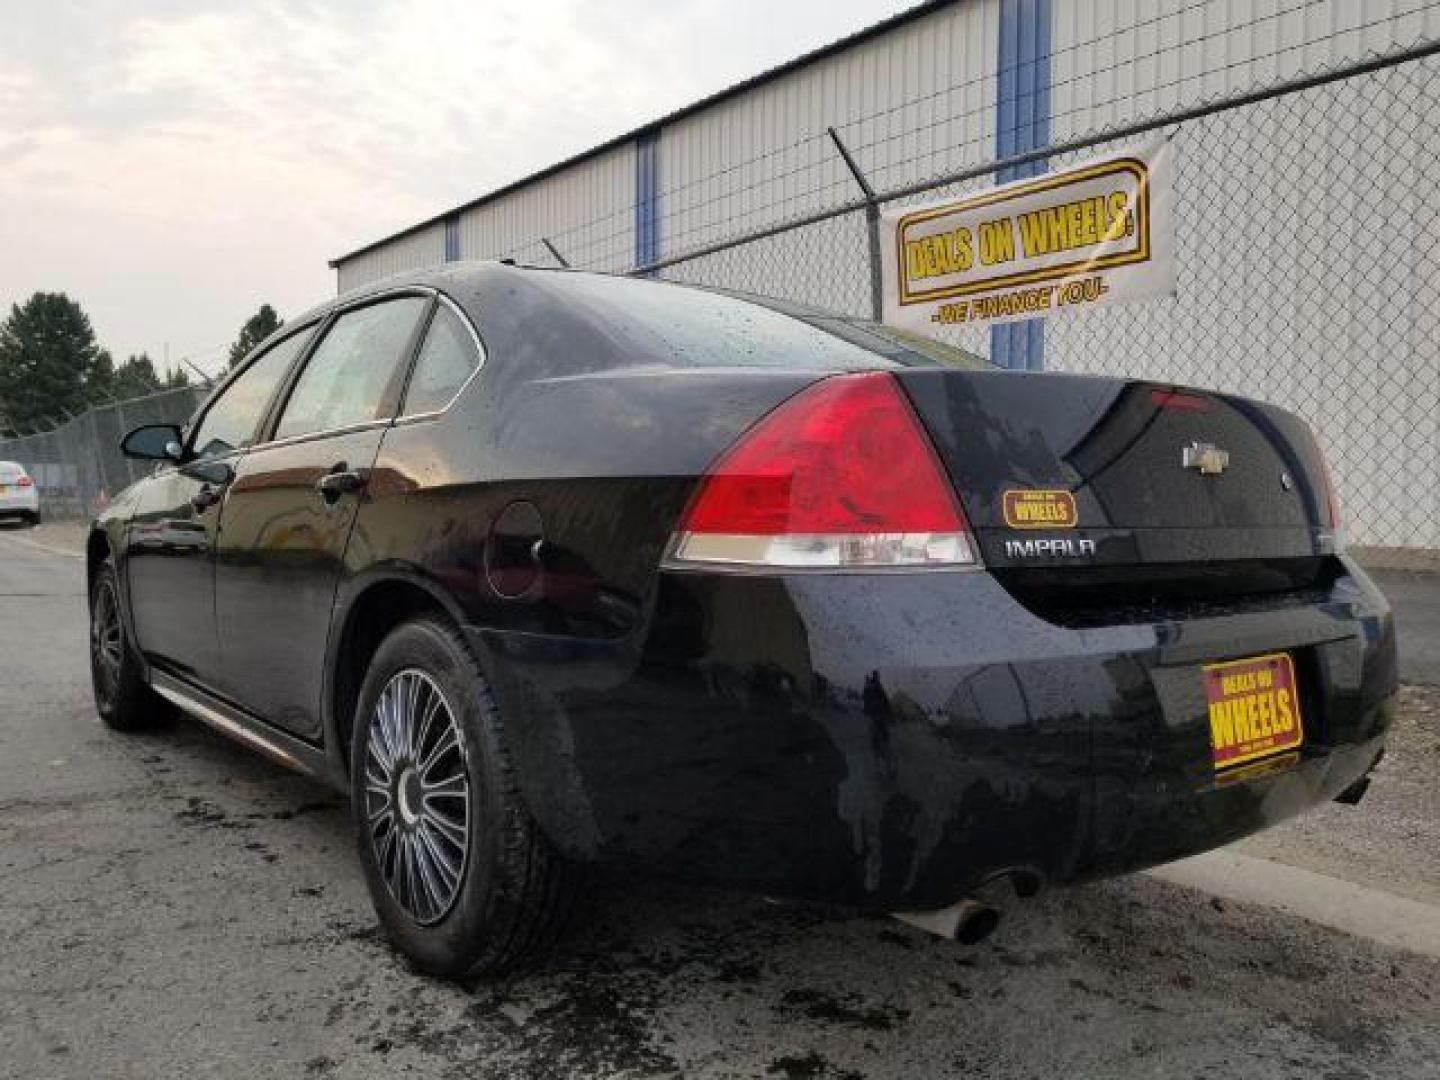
[801,317,993,371]
[0,462,25,481]
[551,274,990,373]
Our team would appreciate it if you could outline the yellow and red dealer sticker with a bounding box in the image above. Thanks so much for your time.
[1203,653,1304,771]
[1002,489,1078,529]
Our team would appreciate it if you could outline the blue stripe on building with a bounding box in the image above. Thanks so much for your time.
[635,129,661,270]
[443,213,461,262]
[992,0,1052,371]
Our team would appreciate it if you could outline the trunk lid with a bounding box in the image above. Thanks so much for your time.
[895,369,1339,613]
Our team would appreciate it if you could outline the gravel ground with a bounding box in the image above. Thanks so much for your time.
[1236,685,1440,906]
[3,529,1439,1080]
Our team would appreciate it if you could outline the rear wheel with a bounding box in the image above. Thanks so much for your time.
[350,617,582,977]
[89,557,165,731]
[25,510,40,527]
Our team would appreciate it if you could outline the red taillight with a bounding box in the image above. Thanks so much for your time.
[1297,423,1343,544]
[668,372,977,569]
[16,476,33,488]
[1325,473,1341,532]
[1314,439,1342,534]
[1150,388,1214,413]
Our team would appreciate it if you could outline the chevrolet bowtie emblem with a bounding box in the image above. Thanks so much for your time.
[1182,441,1230,475]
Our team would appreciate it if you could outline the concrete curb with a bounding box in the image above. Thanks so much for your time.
[1147,849,1440,960]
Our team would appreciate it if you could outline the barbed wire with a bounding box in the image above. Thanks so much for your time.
[463,2,1440,271]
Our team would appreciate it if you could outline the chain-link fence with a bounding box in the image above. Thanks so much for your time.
[8,38,1436,561]
[639,43,1440,562]
[0,387,204,520]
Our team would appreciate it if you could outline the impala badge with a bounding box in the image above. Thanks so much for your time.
[1182,441,1230,475]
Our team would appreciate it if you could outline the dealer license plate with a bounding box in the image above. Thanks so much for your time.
[1203,652,1303,771]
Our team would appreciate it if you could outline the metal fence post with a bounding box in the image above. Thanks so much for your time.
[541,237,571,268]
[113,399,132,493]
[84,407,106,515]
[828,127,883,321]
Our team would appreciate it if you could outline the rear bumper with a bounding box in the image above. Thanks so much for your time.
[0,490,39,517]
[473,555,1396,910]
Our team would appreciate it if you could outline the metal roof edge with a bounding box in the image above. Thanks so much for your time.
[328,0,958,267]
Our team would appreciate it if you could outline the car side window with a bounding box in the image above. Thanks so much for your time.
[273,297,428,441]
[190,330,311,460]
[402,302,482,415]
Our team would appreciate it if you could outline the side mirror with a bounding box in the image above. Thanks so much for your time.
[121,423,185,462]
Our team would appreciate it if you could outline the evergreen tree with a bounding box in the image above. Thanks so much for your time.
[108,353,165,400]
[227,304,282,369]
[0,292,106,428]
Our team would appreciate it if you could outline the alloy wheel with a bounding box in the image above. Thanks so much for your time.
[362,668,471,925]
[91,578,124,702]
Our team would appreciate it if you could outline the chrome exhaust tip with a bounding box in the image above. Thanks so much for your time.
[892,898,1001,944]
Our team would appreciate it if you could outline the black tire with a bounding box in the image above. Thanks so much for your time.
[89,557,165,731]
[26,511,40,527]
[350,616,583,977]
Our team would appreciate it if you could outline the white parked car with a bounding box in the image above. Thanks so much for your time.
[0,461,40,525]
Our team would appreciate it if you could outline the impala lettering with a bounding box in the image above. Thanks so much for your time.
[1004,537,1097,559]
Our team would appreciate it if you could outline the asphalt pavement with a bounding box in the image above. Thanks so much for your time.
[1371,568,1440,686]
[3,526,1439,1080]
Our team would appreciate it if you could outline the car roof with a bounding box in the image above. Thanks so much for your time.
[242,261,769,362]
[275,260,884,348]
[284,261,693,325]
[232,262,987,397]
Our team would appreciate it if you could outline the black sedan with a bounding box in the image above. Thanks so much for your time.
[89,263,1396,976]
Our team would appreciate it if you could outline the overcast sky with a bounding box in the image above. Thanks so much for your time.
[0,0,916,378]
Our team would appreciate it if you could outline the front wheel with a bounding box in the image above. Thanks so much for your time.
[90,557,166,731]
[350,617,583,977]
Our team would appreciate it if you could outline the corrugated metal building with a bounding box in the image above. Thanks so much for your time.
[332,0,1439,289]
[330,0,1440,554]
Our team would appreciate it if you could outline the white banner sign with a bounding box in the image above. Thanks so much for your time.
[881,139,1175,330]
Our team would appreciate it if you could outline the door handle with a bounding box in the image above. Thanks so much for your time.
[190,484,224,512]
[316,468,367,502]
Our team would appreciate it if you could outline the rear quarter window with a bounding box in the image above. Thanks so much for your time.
[402,302,481,415]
